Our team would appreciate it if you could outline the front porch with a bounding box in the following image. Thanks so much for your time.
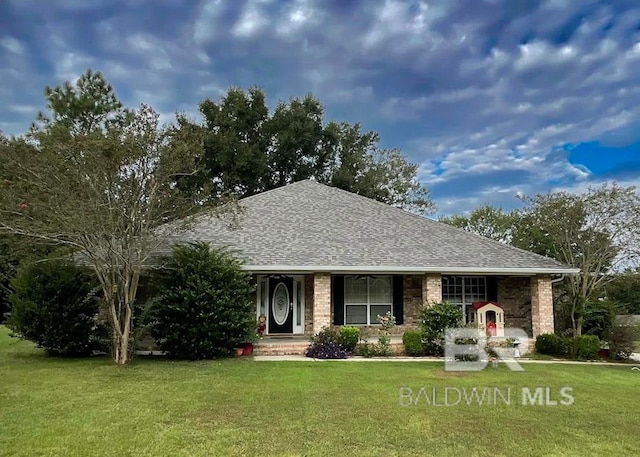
[254,272,555,342]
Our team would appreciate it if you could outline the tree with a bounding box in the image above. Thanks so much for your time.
[0,70,211,364]
[439,204,518,243]
[197,88,435,215]
[513,184,640,336]
[605,268,640,314]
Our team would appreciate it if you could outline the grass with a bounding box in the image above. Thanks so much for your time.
[1,326,639,457]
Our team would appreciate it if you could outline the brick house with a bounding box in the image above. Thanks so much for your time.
[163,179,576,348]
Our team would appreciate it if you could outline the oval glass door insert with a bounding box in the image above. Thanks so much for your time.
[272,282,290,325]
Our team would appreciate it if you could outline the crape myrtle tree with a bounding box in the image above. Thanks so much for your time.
[0,70,212,364]
[195,88,435,215]
[513,184,640,336]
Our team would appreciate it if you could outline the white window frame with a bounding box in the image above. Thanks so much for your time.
[344,276,393,326]
[441,276,487,324]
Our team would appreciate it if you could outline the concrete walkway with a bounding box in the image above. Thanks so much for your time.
[254,354,640,367]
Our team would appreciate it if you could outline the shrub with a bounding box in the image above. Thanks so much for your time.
[338,326,360,353]
[353,341,382,358]
[535,333,568,357]
[421,302,463,356]
[305,341,348,359]
[610,325,639,360]
[570,335,601,359]
[7,255,105,357]
[402,330,424,356]
[147,243,255,360]
[311,326,339,345]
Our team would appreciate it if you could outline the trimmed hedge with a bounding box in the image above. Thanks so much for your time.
[338,326,360,353]
[402,330,424,356]
[535,333,601,359]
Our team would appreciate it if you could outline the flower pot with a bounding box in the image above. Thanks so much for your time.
[242,342,254,356]
[235,348,244,357]
[598,348,610,359]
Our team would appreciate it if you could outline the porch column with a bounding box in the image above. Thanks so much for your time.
[313,272,331,334]
[531,275,554,337]
[422,273,442,307]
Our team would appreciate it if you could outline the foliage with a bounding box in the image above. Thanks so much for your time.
[304,341,349,359]
[375,311,396,356]
[439,204,519,244]
[0,70,214,364]
[0,235,53,322]
[569,335,601,359]
[338,326,360,353]
[402,330,424,356]
[582,300,617,340]
[147,243,255,360]
[609,324,639,360]
[310,326,340,344]
[605,268,640,314]
[535,333,568,357]
[421,302,463,356]
[194,88,435,215]
[7,254,106,356]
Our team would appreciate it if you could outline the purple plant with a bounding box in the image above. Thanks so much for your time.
[305,341,348,359]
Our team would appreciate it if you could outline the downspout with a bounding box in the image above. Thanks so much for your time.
[551,274,565,284]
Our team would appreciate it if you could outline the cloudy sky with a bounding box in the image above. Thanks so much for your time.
[1,0,639,215]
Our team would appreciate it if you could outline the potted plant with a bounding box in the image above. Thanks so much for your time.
[234,347,244,357]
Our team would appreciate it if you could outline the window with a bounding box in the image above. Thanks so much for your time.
[344,276,392,325]
[442,276,487,324]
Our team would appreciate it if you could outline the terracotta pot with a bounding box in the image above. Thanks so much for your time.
[235,348,244,357]
[242,342,254,356]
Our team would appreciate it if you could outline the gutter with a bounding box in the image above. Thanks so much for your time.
[242,265,581,275]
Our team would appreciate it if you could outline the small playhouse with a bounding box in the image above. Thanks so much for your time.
[471,302,505,337]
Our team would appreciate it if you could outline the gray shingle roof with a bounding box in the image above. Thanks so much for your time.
[160,180,578,274]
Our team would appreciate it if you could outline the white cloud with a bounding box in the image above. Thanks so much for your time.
[0,36,27,55]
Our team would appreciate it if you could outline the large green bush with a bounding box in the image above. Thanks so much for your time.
[535,333,568,357]
[420,302,463,356]
[147,242,255,359]
[570,335,601,359]
[7,255,104,356]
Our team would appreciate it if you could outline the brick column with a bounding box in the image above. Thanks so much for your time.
[422,273,442,307]
[313,272,331,334]
[531,275,554,337]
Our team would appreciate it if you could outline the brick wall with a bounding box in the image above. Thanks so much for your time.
[422,273,442,306]
[304,274,314,336]
[313,272,331,334]
[497,276,532,335]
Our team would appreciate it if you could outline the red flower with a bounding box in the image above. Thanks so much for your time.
[19,202,28,209]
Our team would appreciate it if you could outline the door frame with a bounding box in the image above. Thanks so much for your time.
[256,274,305,335]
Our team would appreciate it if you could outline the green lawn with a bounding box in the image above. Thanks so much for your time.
[1,326,639,457]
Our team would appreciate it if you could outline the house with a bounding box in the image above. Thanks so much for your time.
[163,179,578,349]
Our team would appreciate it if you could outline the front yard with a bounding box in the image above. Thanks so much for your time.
[1,325,639,457]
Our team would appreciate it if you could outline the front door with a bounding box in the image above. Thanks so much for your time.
[269,277,294,334]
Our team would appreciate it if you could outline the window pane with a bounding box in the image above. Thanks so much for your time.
[370,305,392,324]
[346,305,367,325]
[369,277,391,303]
[345,277,367,304]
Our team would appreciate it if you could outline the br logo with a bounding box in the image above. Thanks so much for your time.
[443,327,529,372]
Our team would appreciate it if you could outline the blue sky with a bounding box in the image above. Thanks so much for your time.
[1,0,640,215]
